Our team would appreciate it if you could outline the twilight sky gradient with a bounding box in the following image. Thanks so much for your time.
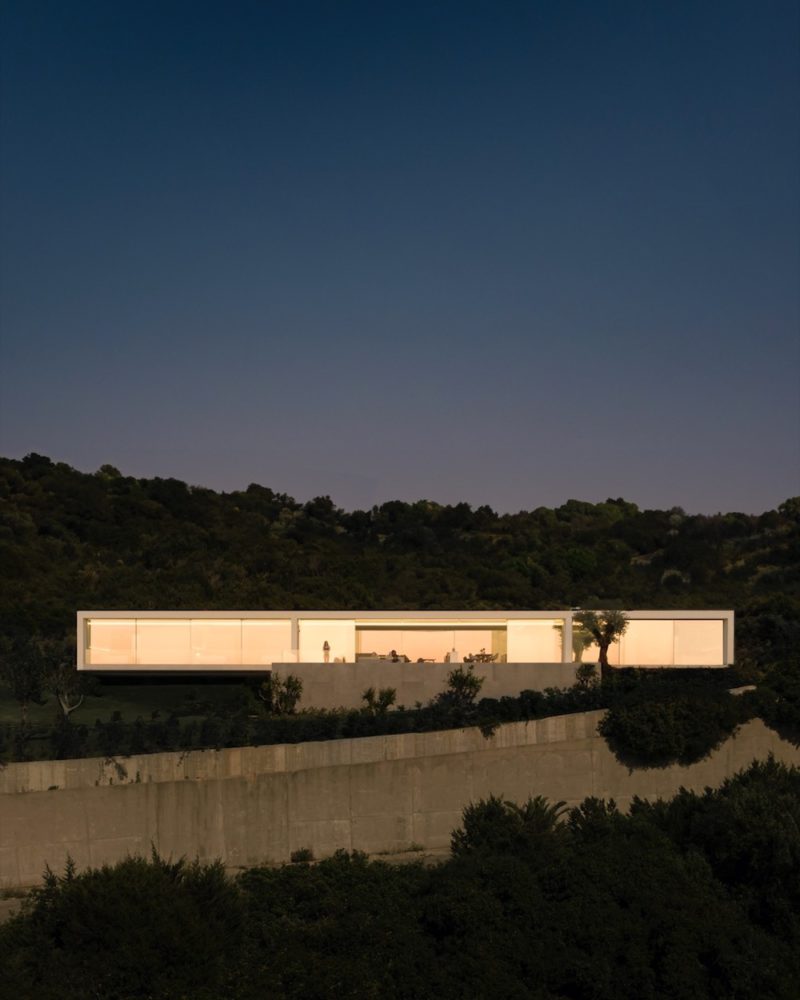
[1,0,798,513]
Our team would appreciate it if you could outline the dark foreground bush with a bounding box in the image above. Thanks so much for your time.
[597,668,758,767]
[596,665,800,767]
[598,693,748,766]
[759,661,800,744]
[2,759,798,1000]
[0,852,244,1000]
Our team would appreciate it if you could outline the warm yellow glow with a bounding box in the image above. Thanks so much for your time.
[354,618,507,627]
[621,620,674,665]
[86,616,295,666]
[85,620,135,665]
[136,620,192,664]
[298,619,356,662]
[581,641,620,665]
[506,620,564,663]
[82,614,727,668]
[241,620,293,664]
[356,628,502,662]
[582,619,725,667]
[674,619,724,665]
[190,620,241,665]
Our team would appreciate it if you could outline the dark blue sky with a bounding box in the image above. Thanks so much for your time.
[1,0,798,513]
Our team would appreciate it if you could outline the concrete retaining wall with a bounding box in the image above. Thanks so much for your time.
[1,712,799,888]
[277,661,580,710]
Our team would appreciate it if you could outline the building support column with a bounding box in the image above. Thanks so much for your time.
[723,614,735,665]
[562,614,573,664]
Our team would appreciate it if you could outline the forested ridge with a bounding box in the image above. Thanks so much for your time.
[2,453,799,655]
[3,457,800,999]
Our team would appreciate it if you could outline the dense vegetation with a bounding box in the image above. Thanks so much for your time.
[2,455,798,996]
[1,661,798,776]
[0,672,597,763]
[2,758,798,999]
[2,455,799,678]
[1,452,799,767]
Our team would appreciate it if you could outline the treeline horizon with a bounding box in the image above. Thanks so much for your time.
[1,453,798,667]
[7,453,791,521]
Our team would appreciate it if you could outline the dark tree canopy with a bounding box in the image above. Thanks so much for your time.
[1,455,797,677]
[2,759,798,1000]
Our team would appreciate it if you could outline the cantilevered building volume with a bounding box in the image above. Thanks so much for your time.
[78,610,734,673]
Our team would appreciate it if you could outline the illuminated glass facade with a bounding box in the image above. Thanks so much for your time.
[78,610,734,672]
[580,619,725,667]
[355,624,512,663]
[84,618,292,668]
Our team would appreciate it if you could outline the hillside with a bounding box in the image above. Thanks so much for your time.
[1,454,798,668]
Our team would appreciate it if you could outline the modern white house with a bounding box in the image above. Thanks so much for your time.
[77,609,734,673]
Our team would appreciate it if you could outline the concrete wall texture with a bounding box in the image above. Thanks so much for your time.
[282,660,581,710]
[2,711,799,889]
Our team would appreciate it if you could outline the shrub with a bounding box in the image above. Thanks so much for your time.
[451,794,568,857]
[0,853,244,999]
[439,664,483,709]
[759,662,800,743]
[361,686,397,716]
[598,692,749,767]
[2,764,799,999]
[50,718,89,760]
[574,661,598,689]
[257,672,304,715]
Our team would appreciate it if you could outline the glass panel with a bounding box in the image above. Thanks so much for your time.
[355,627,505,662]
[398,629,452,662]
[136,619,192,665]
[357,629,405,659]
[581,641,620,665]
[190,619,241,665]
[86,619,135,665]
[674,619,724,665]
[454,629,496,662]
[619,620,674,665]
[506,620,564,662]
[299,620,356,662]
[242,620,293,665]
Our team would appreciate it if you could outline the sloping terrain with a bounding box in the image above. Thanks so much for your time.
[1,454,798,670]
